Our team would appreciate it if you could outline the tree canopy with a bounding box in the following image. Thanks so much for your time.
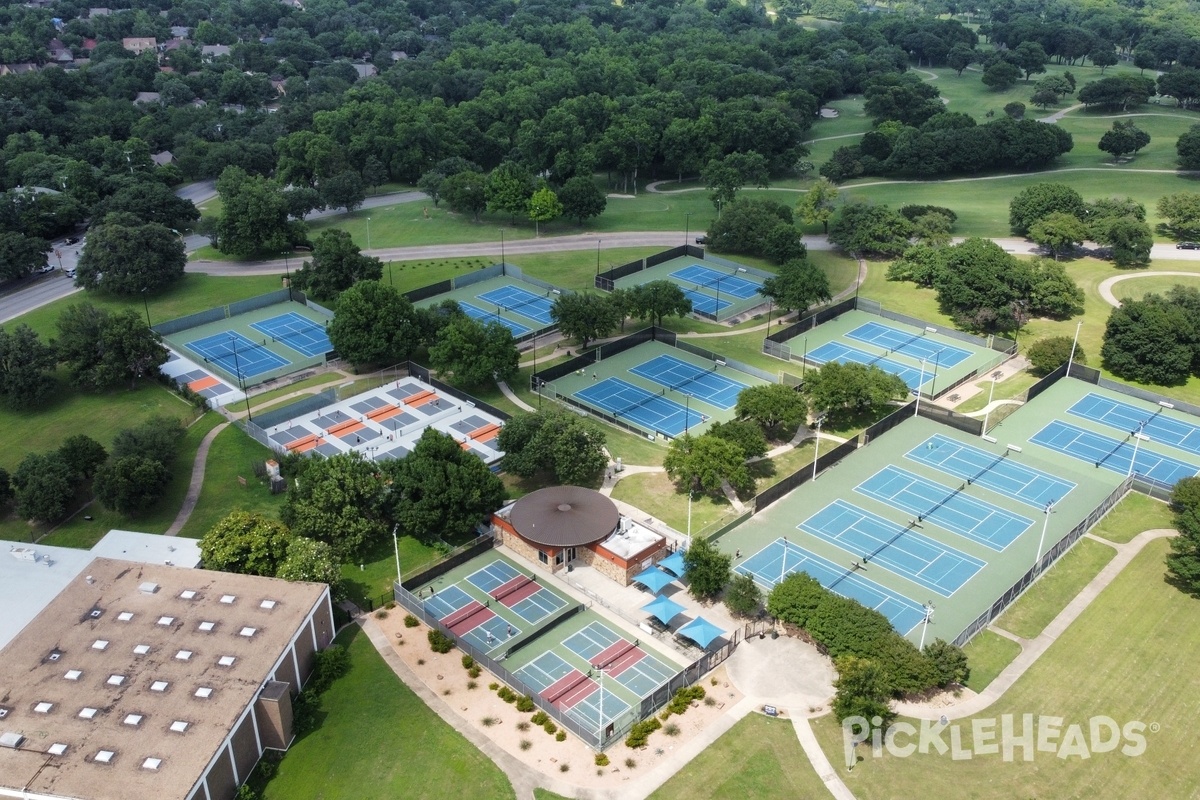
[428,314,519,388]
[200,511,294,576]
[328,281,420,366]
[0,324,57,409]
[280,452,389,561]
[1167,477,1200,596]
[497,409,608,486]
[628,281,693,327]
[1101,289,1200,385]
[803,362,909,419]
[55,304,168,390]
[735,383,809,439]
[76,214,186,294]
[664,433,753,497]
[761,257,831,314]
[550,292,620,349]
[292,229,382,299]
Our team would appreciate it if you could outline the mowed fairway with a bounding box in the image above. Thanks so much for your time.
[261,627,514,800]
[648,713,828,800]
[811,538,1200,800]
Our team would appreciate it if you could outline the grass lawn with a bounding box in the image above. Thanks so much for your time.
[993,537,1116,640]
[610,470,732,529]
[814,538,1200,800]
[603,426,669,467]
[953,370,1039,413]
[175,423,284,539]
[961,630,1023,693]
[339,533,440,610]
[1089,492,1174,544]
[1111,273,1200,302]
[750,441,817,493]
[258,626,514,800]
[245,372,344,408]
[648,713,827,800]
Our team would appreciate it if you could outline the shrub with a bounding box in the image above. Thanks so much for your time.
[385,601,396,610]
[555,730,566,742]
[704,696,716,707]
[543,720,558,735]
[468,665,482,679]
[515,694,535,712]
[517,721,531,732]
[559,763,570,773]
[1027,336,1084,375]
[625,757,637,769]
[624,717,662,749]
[489,682,500,691]
[664,722,681,736]
[531,710,549,725]
[667,685,707,715]
[417,658,425,665]
[374,609,389,619]
[497,686,517,702]
[427,629,454,653]
[461,654,475,670]
[482,716,498,727]
[404,614,420,628]
[467,680,478,690]
[306,645,350,695]
[519,739,532,751]
[442,688,452,696]
[595,754,610,767]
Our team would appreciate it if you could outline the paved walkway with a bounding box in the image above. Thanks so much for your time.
[497,380,535,412]
[164,421,229,536]
[794,717,856,800]
[1097,269,1200,308]
[896,528,1176,721]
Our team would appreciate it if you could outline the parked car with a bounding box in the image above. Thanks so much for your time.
[64,236,80,245]
[37,264,55,274]
[695,235,708,245]
[1177,241,1200,249]
[64,267,76,278]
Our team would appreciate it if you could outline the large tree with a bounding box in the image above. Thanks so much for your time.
[200,511,294,576]
[213,166,300,257]
[557,176,607,225]
[527,186,562,236]
[12,452,75,523]
[1098,120,1150,162]
[828,202,913,257]
[0,232,49,281]
[292,229,382,299]
[1177,124,1200,171]
[485,161,534,223]
[276,537,345,600]
[1101,295,1197,385]
[441,171,488,222]
[795,177,839,234]
[328,281,420,366]
[0,323,57,409]
[664,433,753,497]
[735,383,809,439]
[428,315,519,388]
[705,198,800,262]
[628,281,692,326]
[803,361,909,418]
[92,455,172,515]
[56,434,108,479]
[385,428,507,544]
[1028,211,1089,258]
[92,180,200,231]
[761,257,831,314]
[56,305,167,390]
[1157,192,1200,240]
[280,452,389,561]
[701,151,770,208]
[496,409,608,486]
[111,415,186,466]
[1091,216,1153,268]
[1167,476,1200,595]
[75,213,186,294]
[1009,183,1085,235]
[550,292,620,349]
[681,536,732,601]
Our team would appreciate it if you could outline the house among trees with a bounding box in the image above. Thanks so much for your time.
[122,37,157,55]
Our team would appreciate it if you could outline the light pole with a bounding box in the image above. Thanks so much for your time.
[930,349,941,397]
[365,217,371,250]
[1066,320,1083,373]
[1128,430,1149,478]
[811,413,826,481]
[366,445,379,461]
[1035,501,1055,563]
[392,525,402,588]
[683,394,691,433]
[914,359,927,416]
[592,662,607,745]
[684,212,691,247]
[500,229,505,267]
[141,287,151,328]
[981,369,1004,435]
[596,238,601,276]
[686,487,693,549]
[919,602,935,650]
[716,198,722,219]
[229,335,252,421]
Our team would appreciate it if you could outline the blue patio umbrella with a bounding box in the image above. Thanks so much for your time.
[632,566,675,594]
[658,551,687,578]
[640,593,686,625]
[677,616,726,649]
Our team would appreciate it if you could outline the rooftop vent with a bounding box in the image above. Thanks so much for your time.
[117,611,133,622]
[259,599,277,610]
[107,675,125,686]
[142,757,162,770]
[0,708,9,719]
[48,743,67,756]
[218,655,235,667]
[150,681,169,692]
[220,594,236,604]
[138,582,159,595]
[9,546,37,562]
[94,749,114,764]
[198,621,215,632]
[47,649,63,661]
[123,714,142,727]
[179,590,196,600]
[239,627,257,638]
[91,640,108,651]
[34,702,54,714]
[79,707,98,720]
[194,687,213,699]
[88,608,102,619]
[133,644,150,656]
[64,670,82,680]
[0,732,25,749]
[169,720,189,733]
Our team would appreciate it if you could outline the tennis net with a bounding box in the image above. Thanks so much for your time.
[546,671,592,704]
[916,481,970,524]
[666,364,718,396]
[494,575,535,603]
[595,639,638,670]
[613,388,665,419]
[503,290,552,317]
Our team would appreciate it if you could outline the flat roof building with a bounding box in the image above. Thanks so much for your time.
[0,557,333,800]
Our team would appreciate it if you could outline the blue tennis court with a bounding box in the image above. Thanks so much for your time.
[736,539,926,634]
[465,559,522,594]
[1030,420,1200,485]
[807,342,927,390]
[670,264,763,299]
[906,434,1075,508]
[421,584,475,620]
[798,499,985,596]
[459,614,520,653]
[846,322,972,368]
[185,331,289,380]
[856,465,1032,551]
[681,287,731,316]
[457,301,531,336]
[476,284,555,325]
[1069,393,1200,457]
[574,377,706,436]
[629,354,747,410]
[250,312,332,357]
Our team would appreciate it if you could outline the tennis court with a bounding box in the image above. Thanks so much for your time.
[185,331,290,380]
[458,301,532,336]
[670,264,763,299]
[465,560,568,624]
[906,434,1075,508]
[629,354,747,410]
[735,538,926,633]
[1069,392,1200,457]
[574,377,706,437]
[249,311,331,357]
[798,499,986,596]
[562,621,678,697]
[681,287,731,316]
[856,465,1033,551]
[477,284,555,325]
[846,321,972,368]
[807,341,927,390]
[1030,420,1200,484]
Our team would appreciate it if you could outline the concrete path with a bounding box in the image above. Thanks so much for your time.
[1097,269,1200,308]
[497,380,535,412]
[164,421,229,537]
[794,717,857,800]
[896,528,1176,721]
